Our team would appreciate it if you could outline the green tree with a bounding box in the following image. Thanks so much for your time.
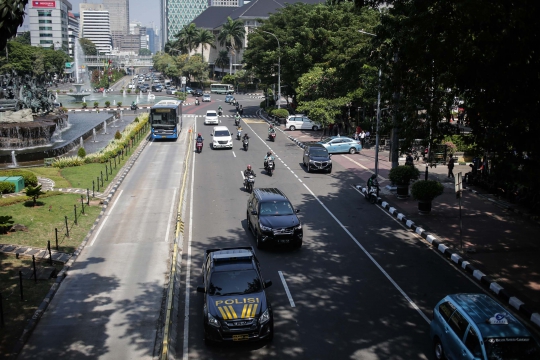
[24,184,45,207]
[139,48,152,56]
[182,54,209,87]
[0,215,14,234]
[0,0,28,50]
[214,49,230,77]
[79,38,97,55]
[14,31,30,45]
[218,17,245,74]
[195,28,215,62]
[175,23,198,55]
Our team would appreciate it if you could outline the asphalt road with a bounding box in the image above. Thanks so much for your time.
[175,94,483,359]
[20,112,194,359]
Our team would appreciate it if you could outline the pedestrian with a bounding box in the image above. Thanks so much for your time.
[447,156,455,178]
[360,131,365,147]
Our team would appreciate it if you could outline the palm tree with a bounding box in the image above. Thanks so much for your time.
[175,23,198,55]
[195,28,216,62]
[218,17,246,74]
[214,50,230,79]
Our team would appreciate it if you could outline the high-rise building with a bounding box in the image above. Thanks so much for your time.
[164,0,207,44]
[209,0,244,6]
[102,0,129,50]
[80,3,112,55]
[146,28,156,54]
[139,26,148,50]
[28,0,72,50]
[67,11,79,57]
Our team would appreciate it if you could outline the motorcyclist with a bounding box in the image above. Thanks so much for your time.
[243,133,250,141]
[195,97,200,105]
[234,112,241,126]
[218,105,223,114]
[244,164,256,178]
[405,152,414,166]
[264,151,275,169]
[268,124,276,134]
[367,174,379,195]
[196,133,204,143]
[236,125,242,139]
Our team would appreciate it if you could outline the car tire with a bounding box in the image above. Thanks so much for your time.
[256,232,265,249]
[306,163,312,173]
[293,239,302,249]
[326,167,332,174]
[289,125,296,131]
[267,322,274,342]
[247,212,252,232]
[433,338,446,360]
[312,126,318,131]
[349,147,357,154]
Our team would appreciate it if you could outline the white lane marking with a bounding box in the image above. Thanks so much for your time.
[343,155,387,181]
[232,151,236,158]
[183,123,196,359]
[278,271,296,307]
[240,170,245,180]
[164,188,177,242]
[302,182,430,324]
[89,190,124,246]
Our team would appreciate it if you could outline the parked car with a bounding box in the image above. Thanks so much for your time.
[302,144,332,173]
[317,136,362,154]
[185,86,193,94]
[431,293,540,360]
[152,85,163,92]
[246,188,303,249]
[286,115,321,131]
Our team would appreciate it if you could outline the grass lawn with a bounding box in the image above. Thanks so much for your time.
[0,254,64,359]
[25,167,70,188]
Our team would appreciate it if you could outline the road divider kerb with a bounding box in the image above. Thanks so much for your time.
[353,184,540,331]
[160,126,193,360]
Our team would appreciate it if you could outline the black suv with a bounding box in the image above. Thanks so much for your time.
[192,88,203,96]
[247,188,303,249]
[302,144,332,173]
[197,247,274,344]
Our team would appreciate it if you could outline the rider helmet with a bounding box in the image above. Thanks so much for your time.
[267,151,272,156]
[247,165,252,170]
[270,124,274,128]
[198,133,201,137]
[371,174,377,180]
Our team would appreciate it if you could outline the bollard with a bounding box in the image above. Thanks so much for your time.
[32,255,37,283]
[105,165,109,181]
[55,228,59,250]
[114,156,117,169]
[100,171,104,186]
[47,240,52,265]
[87,188,90,205]
[96,177,100,192]
[19,271,24,300]
[65,215,69,237]
[74,204,77,225]
[81,195,85,214]
[93,181,95,197]
[109,159,112,174]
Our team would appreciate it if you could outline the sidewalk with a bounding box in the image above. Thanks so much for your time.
[282,127,540,328]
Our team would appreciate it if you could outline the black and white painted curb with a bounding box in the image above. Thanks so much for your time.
[13,135,151,355]
[354,185,540,330]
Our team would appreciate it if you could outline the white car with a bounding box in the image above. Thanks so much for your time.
[128,84,135,89]
[205,110,219,125]
[202,94,211,102]
[286,114,321,131]
[211,126,233,149]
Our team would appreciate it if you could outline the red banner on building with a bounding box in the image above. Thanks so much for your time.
[32,1,56,8]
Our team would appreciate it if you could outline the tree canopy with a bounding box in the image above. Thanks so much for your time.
[1,40,70,75]
[79,38,97,56]
[0,0,28,50]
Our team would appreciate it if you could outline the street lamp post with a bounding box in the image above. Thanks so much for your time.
[260,31,281,109]
[358,30,382,177]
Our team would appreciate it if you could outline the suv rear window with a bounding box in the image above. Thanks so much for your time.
[214,130,230,137]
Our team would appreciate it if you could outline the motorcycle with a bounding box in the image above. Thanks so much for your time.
[265,159,275,176]
[195,99,200,106]
[130,104,138,110]
[218,110,223,116]
[237,129,242,140]
[366,183,380,204]
[243,138,249,151]
[234,117,240,126]
[244,175,255,193]
[268,132,276,142]
[196,140,203,153]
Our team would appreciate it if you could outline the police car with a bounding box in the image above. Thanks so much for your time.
[197,247,274,344]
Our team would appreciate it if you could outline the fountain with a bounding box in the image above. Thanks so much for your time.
[92,128,97,142]
[64,41,91,103]
[123,89,126,97]
[113,100,116,106]
[80,137,84,148]
[102,121,108,134]
[120,111,123,122]
[9,151,18,168]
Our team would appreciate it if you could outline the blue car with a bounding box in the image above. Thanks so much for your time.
[431,294,540,360]
[317,136,362,154]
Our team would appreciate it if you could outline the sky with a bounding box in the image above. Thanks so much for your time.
[20,0,160,30]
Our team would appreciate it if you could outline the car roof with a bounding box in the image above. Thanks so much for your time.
[307,144,327,150]
[206,110,217,114]
[253,188,288,202]
[446,294,532,338]
[208,247,256,271]
[213,126,229,131]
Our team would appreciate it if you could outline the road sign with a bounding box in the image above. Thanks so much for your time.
[181,77,186,85]
[455,172,463,199]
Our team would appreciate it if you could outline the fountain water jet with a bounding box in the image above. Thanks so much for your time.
[9,151,18,168]
[92,128,97,142]
[80,136,84,148]
[103,121,108,134]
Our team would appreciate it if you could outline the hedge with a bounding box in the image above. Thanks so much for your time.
[0,170,38,187]
[0,181,16,194]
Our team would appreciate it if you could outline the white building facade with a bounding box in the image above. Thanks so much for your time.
[102,0,129,50]
[80,3,112,55]
[28,0,72,50]
[67,11,79,57]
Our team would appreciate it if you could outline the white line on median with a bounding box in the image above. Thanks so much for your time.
[232,150,236,158]
[278,271,296,307]
[89,189,124,246]
[164,188,177,242]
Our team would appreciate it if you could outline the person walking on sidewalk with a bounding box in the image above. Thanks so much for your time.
[447,156,455,178]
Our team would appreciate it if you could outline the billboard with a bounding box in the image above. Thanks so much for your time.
[32,1,56,8]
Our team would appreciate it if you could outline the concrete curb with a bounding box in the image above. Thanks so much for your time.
[354,184,540,330]
[12,134,151,356]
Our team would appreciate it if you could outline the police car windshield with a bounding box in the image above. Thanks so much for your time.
[259,201,294,216]
[484,337,539,359]
[209,270,261,296]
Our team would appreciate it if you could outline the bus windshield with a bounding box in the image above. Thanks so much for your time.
[151,109,177,128]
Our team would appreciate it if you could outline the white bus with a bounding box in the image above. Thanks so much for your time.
[210,83,234,95]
